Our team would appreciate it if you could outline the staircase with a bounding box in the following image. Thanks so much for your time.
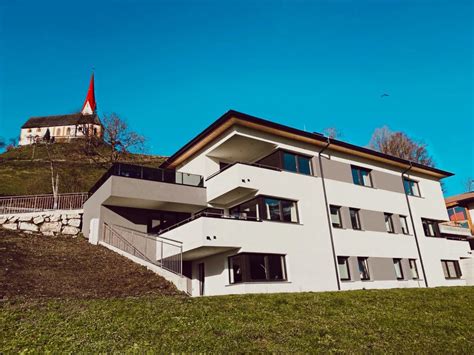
[100,223,193,295]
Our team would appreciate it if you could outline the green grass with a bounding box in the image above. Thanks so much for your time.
[2,287,473,353]
[0,142,166,196]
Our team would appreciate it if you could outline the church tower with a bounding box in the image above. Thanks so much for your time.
[81,73,97,115]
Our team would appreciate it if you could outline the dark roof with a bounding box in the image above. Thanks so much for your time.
[445,191,474,206]
[21,113,101,128]
[160,109,453,178]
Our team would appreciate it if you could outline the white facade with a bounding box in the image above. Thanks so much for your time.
[19,123,101,146]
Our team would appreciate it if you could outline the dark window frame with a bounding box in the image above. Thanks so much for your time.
[230,195,299,224]
[337,256,351,281]
[384,213,395,233]
[351,165,373,187]
[357,257,370,281]
[441,260,462,279]
[257,149,314,176]
[349,208,362,230]
[409,259,419,279]
[330,205,343,228]
[228,252,288,284]
[421,218,441,237]
[399,215,410,235]
[403,178,421,197]
[393,258,404,280]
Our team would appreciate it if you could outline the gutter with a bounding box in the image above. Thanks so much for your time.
[318,137,341,291]
[402,162,429,288]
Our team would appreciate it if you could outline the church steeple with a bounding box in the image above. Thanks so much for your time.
[81,73,96,115]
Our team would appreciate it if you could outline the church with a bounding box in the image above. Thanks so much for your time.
[19,75,103,146]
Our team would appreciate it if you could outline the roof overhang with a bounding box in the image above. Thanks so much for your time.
[160,110,453,179]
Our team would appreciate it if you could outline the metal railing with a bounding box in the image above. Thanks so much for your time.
[158,211,261,235]
[89,163,204,195]
[205,161,281,181]
[102,223,184,276]
[0,192,89,215]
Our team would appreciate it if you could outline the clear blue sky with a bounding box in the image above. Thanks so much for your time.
[0,0,472,195]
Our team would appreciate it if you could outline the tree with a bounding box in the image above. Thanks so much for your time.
[465,177,473,192]
[369,126,434,167]
[82,113,146,165]
[323,127,342,139]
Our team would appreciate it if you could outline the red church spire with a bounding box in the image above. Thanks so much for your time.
[81,73,96,115]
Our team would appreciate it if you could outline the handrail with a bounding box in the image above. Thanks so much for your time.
[112,224,183,245]
[158,211,261,235]
[89,162,205,195]
[0,192,89,215]
[205,161,282,181]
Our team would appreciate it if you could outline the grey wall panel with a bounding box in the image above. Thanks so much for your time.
[348,256,361,281]
[321,158,353,184]
[372,170,405,194]
[369,257,397,281]
[360,209,386,233]
[393,214,403,234]
[340,207,352,229]
[401,258,412,280]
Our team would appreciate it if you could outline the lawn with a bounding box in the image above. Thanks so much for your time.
[1,231,473,353]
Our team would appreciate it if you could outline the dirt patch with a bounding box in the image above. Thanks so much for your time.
[0,229,182,300]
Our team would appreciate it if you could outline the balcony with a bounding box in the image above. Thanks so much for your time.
[86,163,206,213]
[205,162,281,205]
[439,222,473,238]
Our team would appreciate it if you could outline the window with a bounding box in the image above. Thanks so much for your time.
[422,219,440,237]
[230,196,298,223]
[357,257,370,280]
[263,197,298,223]
[400,215,409,235]
[351,165,373,187]
[337,256,351,281]
[409,259,419,279]
[258,150,313,175]
[384,213,395,233]
[228,253,287,284]
[330,205,342,228]
[393,259,404,280]
[441,260,462,279]
[403,178,421,197]
[349,208,361,230]
[27,128,32,133]
[448,206,470,228]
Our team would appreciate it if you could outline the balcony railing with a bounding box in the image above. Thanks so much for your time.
[89,163,204,195]
[0,192,89,215]
[205,161,281,181]
[158,211,261,235]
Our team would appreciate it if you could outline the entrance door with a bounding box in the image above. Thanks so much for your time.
[198,263,205,296]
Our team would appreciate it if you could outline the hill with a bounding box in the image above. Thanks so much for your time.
[0,142,166,196]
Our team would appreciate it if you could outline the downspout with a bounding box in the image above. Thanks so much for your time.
[402,163,429,288]
[318,137,341,290]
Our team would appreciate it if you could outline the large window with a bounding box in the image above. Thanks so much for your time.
[230,196,298,223]
[351,165,373,187]
[228,253,287,284]
[384,213,395,233]
[258,150,313,175]
[357,257,370,280]
[409,259,419,279]
[447,206,470,229]
[349,208,361,230]
[393,258,404,280]
[330,205,343,228]
[422,219,440,237]
[403,178,421,197]
[441,260,462,279]
[400,215,410,235]
[337,256,351,281]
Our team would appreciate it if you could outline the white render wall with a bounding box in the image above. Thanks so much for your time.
[19,124,101,145]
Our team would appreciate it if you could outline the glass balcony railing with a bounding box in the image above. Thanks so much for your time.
[89,163,204,194]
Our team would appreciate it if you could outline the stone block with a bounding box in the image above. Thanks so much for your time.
[19,215,33,222]
[68,219,81,227]
[3,223,18,230]
[8,216,19,223]
[33,216,45,224]
[19,222,39,232]
[40,222,62,234]
[0,217,8,224]
[62,226,80,235]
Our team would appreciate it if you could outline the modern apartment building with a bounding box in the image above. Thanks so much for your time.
[83,110,473,296]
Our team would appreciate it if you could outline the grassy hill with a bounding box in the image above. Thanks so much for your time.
[1,229,473,353]
[0,142,166,196]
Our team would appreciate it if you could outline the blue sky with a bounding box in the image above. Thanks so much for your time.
[0,0,472,195]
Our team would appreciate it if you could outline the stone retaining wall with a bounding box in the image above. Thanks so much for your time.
[0,209,83,236]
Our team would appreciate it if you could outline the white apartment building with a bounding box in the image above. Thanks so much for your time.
[83,110,473,296]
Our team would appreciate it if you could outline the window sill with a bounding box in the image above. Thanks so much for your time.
[226,281,291,287]
[263,220,302,225]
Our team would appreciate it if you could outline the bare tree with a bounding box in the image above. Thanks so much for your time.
[369,126,434,166]
[82,113,146,165]
[323,127,342,139]
[0,137,5,150]
[465,177,474,192]
[44,142,60,206]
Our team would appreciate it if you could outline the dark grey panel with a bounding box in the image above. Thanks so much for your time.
[369,257,397,281]
[340,207,352,229]
[371,170,405,194]
[393,214,403,234]
[348,256,361,281]
[321,157,353,184]
[401,258,412,280]
[360,209,386,233]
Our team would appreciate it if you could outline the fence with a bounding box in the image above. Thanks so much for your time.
[102,223,184,276]
[0,192,89,215]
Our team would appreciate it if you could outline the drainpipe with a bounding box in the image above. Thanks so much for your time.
[402,163,429,288]
[318,137,341,290]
